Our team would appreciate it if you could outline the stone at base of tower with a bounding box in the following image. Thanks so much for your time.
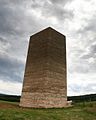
[20,92,69,108]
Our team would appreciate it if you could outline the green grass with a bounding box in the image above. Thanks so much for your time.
[0,100,96,120]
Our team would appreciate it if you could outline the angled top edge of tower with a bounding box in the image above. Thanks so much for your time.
[30,27,65,39]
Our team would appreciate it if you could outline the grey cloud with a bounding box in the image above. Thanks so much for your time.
[69,55,96,74]
[0,0,24,36]
[0,0,33,83]
[90,44,96,55]
[49,0,72,5]
[79,43,96,73]
[0,53,24,83]
[0,37,9,46]
[83,16,96,33]
[68,60,89,74]
[0,0,42,38]
[69,85,82,93]
[42,4,73,21]
[0,36,11,53]
[0,37,6,43]
[77,9,96,35]
[81,43,96,59]
[0,0,26,6]
[68,46,89,74]
[31,0,74,21]
[0,0,43,58]
[69,83,96,94]
[68,43,96,74]
[68,11,96,74]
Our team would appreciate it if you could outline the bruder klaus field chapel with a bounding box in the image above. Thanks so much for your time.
[20,27,69,108]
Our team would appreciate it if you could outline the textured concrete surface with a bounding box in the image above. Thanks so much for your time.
[20,27,68,108]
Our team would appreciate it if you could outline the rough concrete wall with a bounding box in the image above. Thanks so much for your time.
[20,27,67,108]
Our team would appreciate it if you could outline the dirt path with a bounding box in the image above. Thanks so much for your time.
[0,101,19,109]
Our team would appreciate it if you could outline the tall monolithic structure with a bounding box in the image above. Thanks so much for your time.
[20,27,68,108]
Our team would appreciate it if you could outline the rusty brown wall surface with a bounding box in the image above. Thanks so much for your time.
[20,27,67,108]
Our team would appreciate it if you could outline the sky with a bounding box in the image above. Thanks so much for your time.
[0,0,96,96]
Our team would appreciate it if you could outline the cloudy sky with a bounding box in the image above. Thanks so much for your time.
[0,0,96,96]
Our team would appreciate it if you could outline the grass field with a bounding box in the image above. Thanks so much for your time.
[0,100,96,120]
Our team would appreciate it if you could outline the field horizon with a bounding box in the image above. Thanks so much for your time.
[0,93,96,103]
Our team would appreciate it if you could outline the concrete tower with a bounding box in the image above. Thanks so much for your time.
[20,27,68,108]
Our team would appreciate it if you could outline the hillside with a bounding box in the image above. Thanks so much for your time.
[0,93,96,103]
